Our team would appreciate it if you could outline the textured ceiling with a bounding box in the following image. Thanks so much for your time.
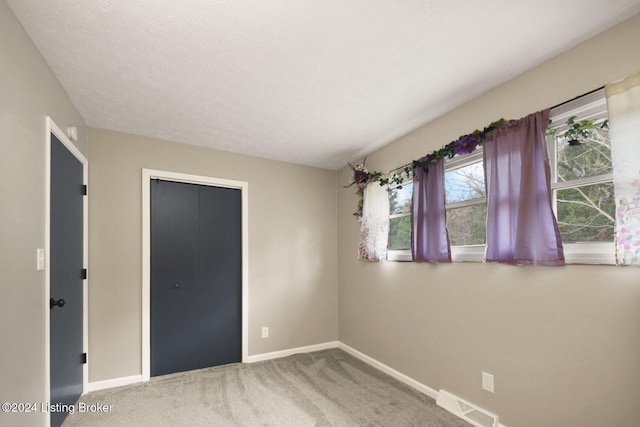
[8,1,640,169]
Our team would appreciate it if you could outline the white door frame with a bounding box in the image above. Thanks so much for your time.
[45,117,89,424]
[141,169,249,381]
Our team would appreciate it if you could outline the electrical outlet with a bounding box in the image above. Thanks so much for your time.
[482,372,494,393]
[261,327,269,338]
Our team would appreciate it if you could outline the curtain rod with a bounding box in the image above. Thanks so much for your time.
[386,85,605,175]
[389,162,412,174]
[549,86,604,110]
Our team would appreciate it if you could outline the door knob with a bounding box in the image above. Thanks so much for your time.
[50,298,66,309]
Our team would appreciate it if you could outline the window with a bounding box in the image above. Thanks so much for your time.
[384,88,615,264]
[547,88,615,264]
[387,170,413,261]
[444,151,486,261]
[386,155,488,262]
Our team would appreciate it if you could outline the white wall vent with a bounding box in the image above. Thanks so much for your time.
[436,389,499,427]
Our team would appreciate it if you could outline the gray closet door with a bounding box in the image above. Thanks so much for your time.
[150,180,241,377]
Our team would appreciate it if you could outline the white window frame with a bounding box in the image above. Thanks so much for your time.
[386,152,488,263]
[444,150,486,262]
[547,88,615,265]
[387,172,413,262]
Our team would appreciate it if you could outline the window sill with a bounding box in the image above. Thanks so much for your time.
[563,242,615,265]
[451,245,485,262]
[386,243,615,265]
[386,249,412,262]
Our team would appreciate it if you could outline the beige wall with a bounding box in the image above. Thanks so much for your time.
[338,14,640,427]
[3,0,640,425]
[87,129,338,382]
[0,1,87,426]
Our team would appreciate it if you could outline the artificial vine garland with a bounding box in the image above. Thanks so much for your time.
[411,119,510,171]
[344,158,379,217]
[345,120,507,216]
[546,115,609,145]
[346,115,606,217]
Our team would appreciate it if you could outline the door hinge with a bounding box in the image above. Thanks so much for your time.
[82,184,88,196]
[82,268,87,280]
[82,353,87,364]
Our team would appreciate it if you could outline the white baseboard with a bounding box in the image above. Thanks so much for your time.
[246,341,339,363]
[87,374,143,392]
[338,342,439,400]
[339,343,507,427]
[86,342,339,393]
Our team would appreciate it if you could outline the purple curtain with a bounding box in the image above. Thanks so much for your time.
[412,158,451,262]
[483,110,564,265]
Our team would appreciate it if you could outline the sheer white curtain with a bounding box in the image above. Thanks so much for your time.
[606,71,640,265]
[359,183,389,261]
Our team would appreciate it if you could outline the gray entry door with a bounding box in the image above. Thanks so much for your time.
[150,180,242,377]
[50,134,84,427]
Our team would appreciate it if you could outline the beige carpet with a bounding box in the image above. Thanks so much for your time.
[63,348,470,426]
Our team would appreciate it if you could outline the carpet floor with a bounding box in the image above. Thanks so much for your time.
[63,348,470,426]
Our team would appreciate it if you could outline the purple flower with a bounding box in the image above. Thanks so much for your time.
[453,134,478,155]
[354,169,371,188]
